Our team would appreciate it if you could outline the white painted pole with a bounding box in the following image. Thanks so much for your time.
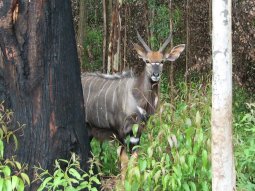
[212,0,235,190]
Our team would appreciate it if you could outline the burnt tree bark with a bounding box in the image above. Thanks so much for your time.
[0,0,89,189]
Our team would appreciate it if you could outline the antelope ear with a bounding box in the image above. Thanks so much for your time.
[165,44,185,61]
[133,43,147,60]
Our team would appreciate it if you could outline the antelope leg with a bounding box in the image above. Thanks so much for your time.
[120,146,129,182]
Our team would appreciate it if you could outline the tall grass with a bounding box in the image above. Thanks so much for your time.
[233,87,255,191]
[92,77,255,191]
[92,78,212,191]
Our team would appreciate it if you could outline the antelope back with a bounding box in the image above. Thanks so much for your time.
[81,73,138,132]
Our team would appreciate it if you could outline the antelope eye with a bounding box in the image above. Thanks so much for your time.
[145,60,150,64]
[160,61,164,64]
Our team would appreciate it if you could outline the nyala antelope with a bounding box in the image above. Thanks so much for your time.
[81,32,185,178]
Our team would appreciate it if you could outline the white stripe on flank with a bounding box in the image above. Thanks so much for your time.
[85,77,98,121]
[82,76,90,89]
[105,80,115,123]
[83,76,92,121]
[124,79,130,111]
[137,106,146,116]
[97,80,109,126]
[112,79,122,111]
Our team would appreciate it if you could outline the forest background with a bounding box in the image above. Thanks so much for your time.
[0,0,254,190]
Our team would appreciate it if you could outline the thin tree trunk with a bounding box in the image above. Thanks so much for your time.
[0,1,90,189]
[107,0,122,73]
[123,4,128,70]
[150,5,155,48]
[144,0,150,44]
[212,0,235,190]
[77,0,87,68]
[185,0,190,87]
[103,0,107,73]
[94,0,98,25]
[115,0,122,72]
[107,0,112,73]
[168,0,175,119]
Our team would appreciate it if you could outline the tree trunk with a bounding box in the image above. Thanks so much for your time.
[0,0,90,189]
[77,0,87,68]
[212,0,235,190]
[107,0,122,73]
[185,0,190,103]
[123,4,128,71]
[168,0,175,120]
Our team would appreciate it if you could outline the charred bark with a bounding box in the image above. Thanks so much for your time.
[0,0,89,189]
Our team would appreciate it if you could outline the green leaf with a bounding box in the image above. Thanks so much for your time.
[0,140,4,159]
[124,181,131,191]
[6,132,13,143]
[189,181,196,191]
[195,111,201,127]
[154,170,161,184]
[131,181,139,191]
[4,178,12,191]
[188,155,195,168]
[66,186,77,191]
[3,166,11,176]
[2,126,8,136]
[197,129,204,144]
[15,161,22,170]
[69,168,82,180]
[133,166,140,180]
[162,174,170,190]
[139,159,147,172]
[12,134,19,151]
[91,188,98,191]
[0,129,4,139]
[185,118,192,127]
[132,124,139,137]
[202,181,209,191]
[202,150,208,168]
[11,176,19,190]
[81,173,89,179]
[21,173,30,186]
[76,181,89,190]
[41,176,53,188]
[53,169,62,177]
[147,147,153,158]
[53,176,64,189]
[90,176,100,185]
[0,179,3,191]
[58,159,69,164]
[17,178,25,191]
[183,183,190,191]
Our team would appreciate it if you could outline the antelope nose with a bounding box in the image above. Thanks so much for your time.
[153,72,159,77]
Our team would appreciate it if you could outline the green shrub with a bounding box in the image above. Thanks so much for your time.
[122,81,211,191]
[91,139,119,176]
[90,78,254,190]
[0,103,30,191]
[82,27,103,71]
[90,81,211,190]
[234,102,255,190]
[35,153,100,191]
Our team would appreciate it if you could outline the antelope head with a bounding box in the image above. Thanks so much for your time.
[134,32,185,82]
